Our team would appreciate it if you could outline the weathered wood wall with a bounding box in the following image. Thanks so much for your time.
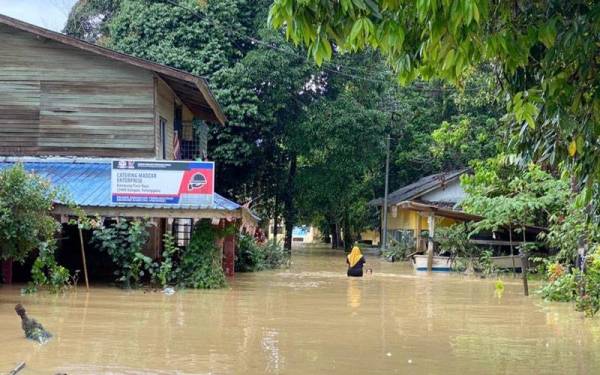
[0,24,155,158]
[155,78,175,159]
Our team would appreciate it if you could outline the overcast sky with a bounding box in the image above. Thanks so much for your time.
[0,0,78,31]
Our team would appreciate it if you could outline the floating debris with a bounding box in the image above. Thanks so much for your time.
[14,304,52,344]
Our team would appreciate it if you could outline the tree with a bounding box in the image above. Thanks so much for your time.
[0,164,62,262]
[269,1,600,191]
[461,157,570,233]
[63,0,120,44]
[294,73,387,249]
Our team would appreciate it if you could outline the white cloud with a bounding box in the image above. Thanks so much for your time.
[0,0,78,32]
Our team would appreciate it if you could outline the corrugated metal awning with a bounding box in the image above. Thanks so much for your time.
[0,160,241,211]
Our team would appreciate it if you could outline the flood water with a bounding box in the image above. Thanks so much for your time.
[1,246,599,374]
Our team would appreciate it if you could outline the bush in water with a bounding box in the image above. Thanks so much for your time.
[177,220,226,289]
[0,164,62,263]
[235,234,288,272]
[539,253,600,317]
[575,253,600,317]
[153,233,180,288]
[382,240,412,262]
[92,219,153,289]
[540,271,578,303]
[24,241,72,294]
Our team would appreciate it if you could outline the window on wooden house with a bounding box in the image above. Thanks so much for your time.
[173,218,193,247]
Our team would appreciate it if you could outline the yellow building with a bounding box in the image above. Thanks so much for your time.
[370,170,469,251]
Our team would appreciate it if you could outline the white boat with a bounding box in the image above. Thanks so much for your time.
[412,255,452,271]
[490,255,523,270]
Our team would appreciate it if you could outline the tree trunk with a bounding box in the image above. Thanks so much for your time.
[521,226,529,296]
[283,154,297,252]
[330,223,337,249]
[342,209,352,251]
[272,198,279,240]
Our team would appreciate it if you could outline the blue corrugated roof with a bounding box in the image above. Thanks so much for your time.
[0,161,241,211]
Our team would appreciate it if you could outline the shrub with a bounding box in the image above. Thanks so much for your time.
[153,233,181,287]
[575,253,600,317]
[92,219,153,288]
[262,238,288,269]
[235,234,288,272]
[478,249,497,276]
[235,233,265,272]
[540,272,578,302]
[382,240,411,262]
[436,224,479,272]
[0,164,62,262]
[25,241,72,294]
[176,220,226,289]
[539,253,600,316]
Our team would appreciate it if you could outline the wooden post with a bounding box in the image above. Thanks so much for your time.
[427,212,435,272]
[415,214,422,252]
[222,232,236,277]
[508,223,515,278]
[521,226,529,296]
[78,226,89,290]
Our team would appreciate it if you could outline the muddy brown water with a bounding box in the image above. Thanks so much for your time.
[1,246,599,374]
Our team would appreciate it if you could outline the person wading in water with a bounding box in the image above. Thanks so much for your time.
[346,246,366,277]
[14,304,52,343]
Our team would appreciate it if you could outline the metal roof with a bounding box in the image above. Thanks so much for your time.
[369,169,469,207]
[0,161,241,211]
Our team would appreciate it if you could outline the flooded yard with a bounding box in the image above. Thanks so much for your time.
[1,246,599,374]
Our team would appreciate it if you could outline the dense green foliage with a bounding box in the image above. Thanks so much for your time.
[154,233,180,288]
[92,218,228,289]
[92,219,154,288]
[270,0,600,191]
[540,255,600,317]
[435,225,496,275]
[381,239,411,262]
[176,220,226,289]
[459,156,600,314]
[462,157,570,232]
[544,189,600,264]
[235,234,288,272]
[0,164,62,263]
[25,241,72,294]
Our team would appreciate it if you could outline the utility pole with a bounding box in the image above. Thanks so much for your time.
[381,134,391,251]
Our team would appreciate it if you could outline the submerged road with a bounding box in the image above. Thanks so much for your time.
[1,246,598,374]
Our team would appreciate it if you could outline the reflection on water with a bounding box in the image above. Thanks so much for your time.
[1,246,599,374]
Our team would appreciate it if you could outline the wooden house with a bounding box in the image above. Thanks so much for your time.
[0,14,225,159]
[371,170,546,272]
[0,14,255,283]
[370,170,468,250]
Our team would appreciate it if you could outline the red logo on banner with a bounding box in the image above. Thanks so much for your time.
[179,169,213,194]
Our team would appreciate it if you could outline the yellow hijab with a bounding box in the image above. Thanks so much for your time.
[347,246,363,268]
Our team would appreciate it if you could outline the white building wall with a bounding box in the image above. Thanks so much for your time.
[419,179,465,204]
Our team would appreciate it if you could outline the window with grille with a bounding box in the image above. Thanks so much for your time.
[173,218,193,247]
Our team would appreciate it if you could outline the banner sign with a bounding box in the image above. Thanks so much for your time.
[111,160,214,206]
